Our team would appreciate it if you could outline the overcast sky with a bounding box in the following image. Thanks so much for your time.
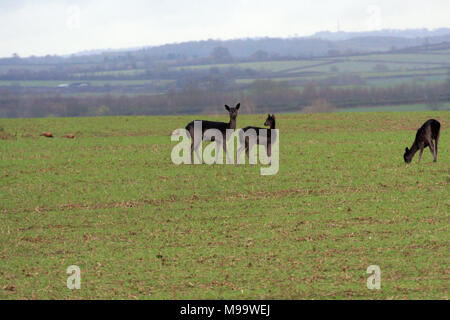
[1,0,449,57]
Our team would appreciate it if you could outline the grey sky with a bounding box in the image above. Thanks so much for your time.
[1,0,449,57]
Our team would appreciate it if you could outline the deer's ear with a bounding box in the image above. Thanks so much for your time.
[225,105,230,111]
[235,103,240,110]
[405,147,409,152]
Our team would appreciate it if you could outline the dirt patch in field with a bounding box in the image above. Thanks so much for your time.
[0,131,16,140]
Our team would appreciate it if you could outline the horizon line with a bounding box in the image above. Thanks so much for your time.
[3,26,450,59]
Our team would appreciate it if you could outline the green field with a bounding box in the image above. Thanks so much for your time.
[0,111,448,299]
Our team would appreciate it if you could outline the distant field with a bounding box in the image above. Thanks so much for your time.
[1,111,448,299]
[287,61,438,74]
[172,60,319,72]
[174,52,450,87]
[73,69,148,77]
[348,53,450,65]
[0,63,105,75]
[0,64,57,74]
[2,50,449,92]
[338,103,450,112]
[0,79,174,87]
[368,76,448,86]
[174,52,450,76]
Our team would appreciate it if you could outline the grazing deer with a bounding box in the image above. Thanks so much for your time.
[185,103,240,164]
[404,119,441,163]
[237,114,277,164]
[40,132,53,138]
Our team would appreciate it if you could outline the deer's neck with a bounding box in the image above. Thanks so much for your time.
[228,117,237,130]
[270,120,276,130]
[408,142,419,157]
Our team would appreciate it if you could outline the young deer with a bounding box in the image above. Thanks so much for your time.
[237,114,276,163]
[404,119,441,163]
[185,103,240,164]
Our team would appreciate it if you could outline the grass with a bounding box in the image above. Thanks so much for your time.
[0,111,448,299]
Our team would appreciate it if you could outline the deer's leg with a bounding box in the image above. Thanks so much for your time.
[429,140,437,162]
[418,143,424,163]
[214,140,221,164]
[190,140,195,164]
[245,140,250,159]
[237,143,244,164]
[435,132,440,161]
[188,129,195,164]
[193,139,202,164]
[244,138,250,159]
[247,141,258,164]
[222,139,232,164]
[267,143,272,165]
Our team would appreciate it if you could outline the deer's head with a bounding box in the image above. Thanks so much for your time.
[225,103,240,120]
[403,147,413,163]
[264,114,275,127]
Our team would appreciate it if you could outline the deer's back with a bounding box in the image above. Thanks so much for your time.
[240,126,276,144]
[242,126,265,133]
[186,120,230,132]
[416,119,440,143]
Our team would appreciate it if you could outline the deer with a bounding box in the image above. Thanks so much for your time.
[404,119,440,163]
[185,103,240,164]
[237,114,276,164]
[40,132,53,138]
[63,134,75,139]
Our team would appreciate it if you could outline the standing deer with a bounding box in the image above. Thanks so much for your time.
[237,114,277,164]
[185,103,240,164]
[404,119,441,163]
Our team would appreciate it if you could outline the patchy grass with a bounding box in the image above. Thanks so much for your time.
[0,111,448,299]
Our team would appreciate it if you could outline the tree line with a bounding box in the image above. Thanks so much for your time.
[1,80,448,118]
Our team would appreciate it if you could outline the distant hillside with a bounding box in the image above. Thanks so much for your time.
[3,30,450,69]
[90,29,450,59]
[312,28,450,41]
